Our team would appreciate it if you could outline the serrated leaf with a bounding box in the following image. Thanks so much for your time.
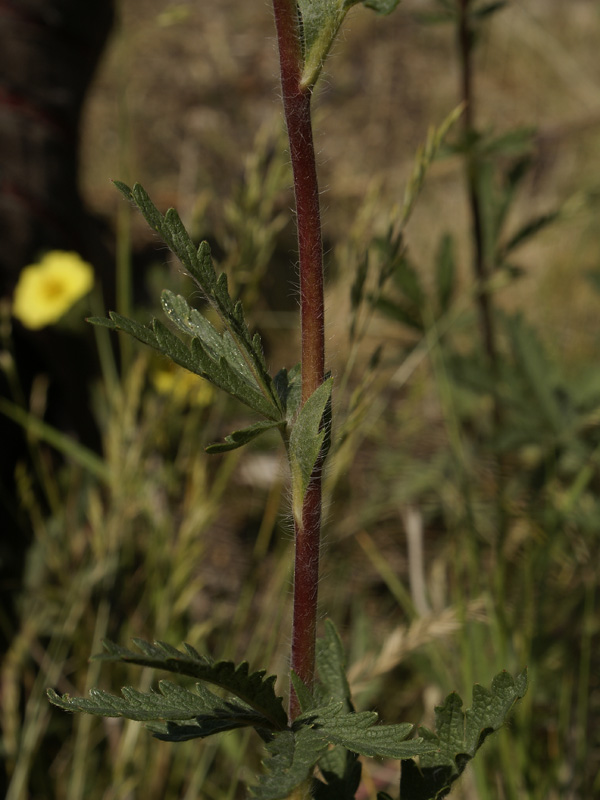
[49,679,231,722]
[161,290,261,390]
[96,310,279,420]
[112,182,283,419]
[300,702,437,759]
[298,1,401,89]
[206,420,282,454]
[127,184,214,292]
[87,639,288,730]
[251,727,330,800]
[48,681,272,743]
[400,669,528,800]
[289,377,334,524]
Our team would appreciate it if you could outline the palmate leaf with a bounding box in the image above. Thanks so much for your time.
[84,639,288,730]
[298,0,401,89]
[400,669,528,800]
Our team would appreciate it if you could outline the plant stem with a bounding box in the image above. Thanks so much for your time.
[272,0,325,719]
[457,0,498,373]
[457,0,509,635]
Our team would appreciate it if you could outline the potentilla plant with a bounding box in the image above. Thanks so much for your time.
[48,3,527,798]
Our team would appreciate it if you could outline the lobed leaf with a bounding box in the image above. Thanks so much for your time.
[49,679,236,722]
[301,703,433,759]
[111,182,283,421]
[161,291,261,391]
[87,639,288,730]
[400,669,528,799]
[91,309,280,420]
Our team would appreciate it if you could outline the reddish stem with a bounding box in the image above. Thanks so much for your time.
[272,0,325,720]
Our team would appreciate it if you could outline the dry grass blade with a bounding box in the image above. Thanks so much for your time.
[347,599,488,692]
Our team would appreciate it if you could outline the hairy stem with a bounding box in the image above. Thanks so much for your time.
[272,0,325,720]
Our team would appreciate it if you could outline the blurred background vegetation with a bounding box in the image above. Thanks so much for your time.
[2,1,600,798]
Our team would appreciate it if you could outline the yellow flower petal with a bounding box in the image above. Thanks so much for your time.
[12,251,95,330]
[152,362,214,407]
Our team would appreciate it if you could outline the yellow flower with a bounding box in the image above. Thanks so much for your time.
[152,361,215,407]
[12,251,94,330]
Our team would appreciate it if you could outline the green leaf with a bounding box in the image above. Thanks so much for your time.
[274,363,302,420]
[290,670,317,714]
[252,727,330,800]
[112,182,283,419]
[49,678,241,721]
[88,639,288,730]
[205,420,283,454]
[288,377,334,524]
[300,702,437,759]
[315,619,352,709]
[93,310,280,421]
[400,669,528,800]
[298,1,401,89]
[161,290,262,392]
[48,680,275,743]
